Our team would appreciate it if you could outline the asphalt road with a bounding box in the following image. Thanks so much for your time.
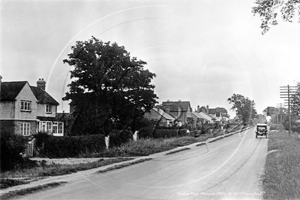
[17,127,268,200]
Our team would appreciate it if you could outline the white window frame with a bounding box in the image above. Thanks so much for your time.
[39,121,63,136]
[46,104,52,114]
[53,122,64,135]
[39,121,52,134]
[21,122,31,136]
[21,100,31,111]
[46,121,52,133]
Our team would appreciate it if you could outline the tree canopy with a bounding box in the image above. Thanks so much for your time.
[252,0,300,34]
[63,37,158,135]
[291,82,300,118]
[228,94,257,124]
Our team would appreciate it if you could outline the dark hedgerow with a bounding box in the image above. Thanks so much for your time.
[0,131,27,171]
[153,128,189,138]
[34,133,106,158]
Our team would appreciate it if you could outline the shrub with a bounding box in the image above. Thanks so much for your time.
[137,119,157,139]
[292,125,300,133]
[109,129,132,147]
[0,132,27,171]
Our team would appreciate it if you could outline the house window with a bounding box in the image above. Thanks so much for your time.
[41,122,47,132]
[47,122,52,133]
[20,122,30,136]
[39,121,52,133]
[46,104,52,114]
[53,122,63,134]
[21,101,31,111]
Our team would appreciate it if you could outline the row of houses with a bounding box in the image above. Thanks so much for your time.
[0,76,229,137]
[144,101,229,127]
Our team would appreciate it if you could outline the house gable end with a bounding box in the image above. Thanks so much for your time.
[0,81,28,101]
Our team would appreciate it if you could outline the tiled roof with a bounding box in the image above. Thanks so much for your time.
[56,112,74,120]
[0,81,59,105]
[162,101,192,112]
[0,81,27,101]
[30,86,59,105]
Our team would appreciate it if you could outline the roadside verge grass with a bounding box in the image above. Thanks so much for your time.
[262,131,300,200]
[97,158,152,173]
[0,182,67,200]
[92,134,214,157]
[0,157,132,189]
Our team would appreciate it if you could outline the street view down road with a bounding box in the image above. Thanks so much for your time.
[17,127,268,200]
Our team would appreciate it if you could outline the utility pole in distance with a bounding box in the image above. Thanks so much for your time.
[280,85,297,135]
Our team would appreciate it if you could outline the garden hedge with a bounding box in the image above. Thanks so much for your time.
[34,133,106,158]
[153,128,189,138]
[0,131,27,171]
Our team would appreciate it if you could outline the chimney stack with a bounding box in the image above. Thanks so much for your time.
[37,78,46,90]
[206,105,209,114]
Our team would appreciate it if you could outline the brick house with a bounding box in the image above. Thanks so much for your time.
[0,77,64,136]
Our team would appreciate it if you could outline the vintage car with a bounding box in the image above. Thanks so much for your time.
[256,123,268,138]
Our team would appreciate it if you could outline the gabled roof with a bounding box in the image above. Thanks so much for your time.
[30,86,59,105]
[0,80,59,105]
[0,81,27,101]
[152,108,175,121]
[162,101,192,112]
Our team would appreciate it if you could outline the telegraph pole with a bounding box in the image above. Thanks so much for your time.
[280,85,297,135]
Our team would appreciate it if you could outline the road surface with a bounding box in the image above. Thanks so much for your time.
[17,127,268,200]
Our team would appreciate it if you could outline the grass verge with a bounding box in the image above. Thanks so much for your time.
[262,131,300,200]
[0,182,67,200]
[92,134,214,157]
[1,157,133,189]
[97,158,152,173]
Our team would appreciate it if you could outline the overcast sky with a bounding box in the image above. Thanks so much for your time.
[1,0,300,118]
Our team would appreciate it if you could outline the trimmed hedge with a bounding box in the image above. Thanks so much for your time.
[34,133,106,158]
[153,128,189,138]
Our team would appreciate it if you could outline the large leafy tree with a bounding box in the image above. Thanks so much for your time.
[291,82,300,118]
[252,0,300,34]
[63,37,158,135]
[228,94,257,125]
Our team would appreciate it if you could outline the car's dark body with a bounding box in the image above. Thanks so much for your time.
[256,123,268,138]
